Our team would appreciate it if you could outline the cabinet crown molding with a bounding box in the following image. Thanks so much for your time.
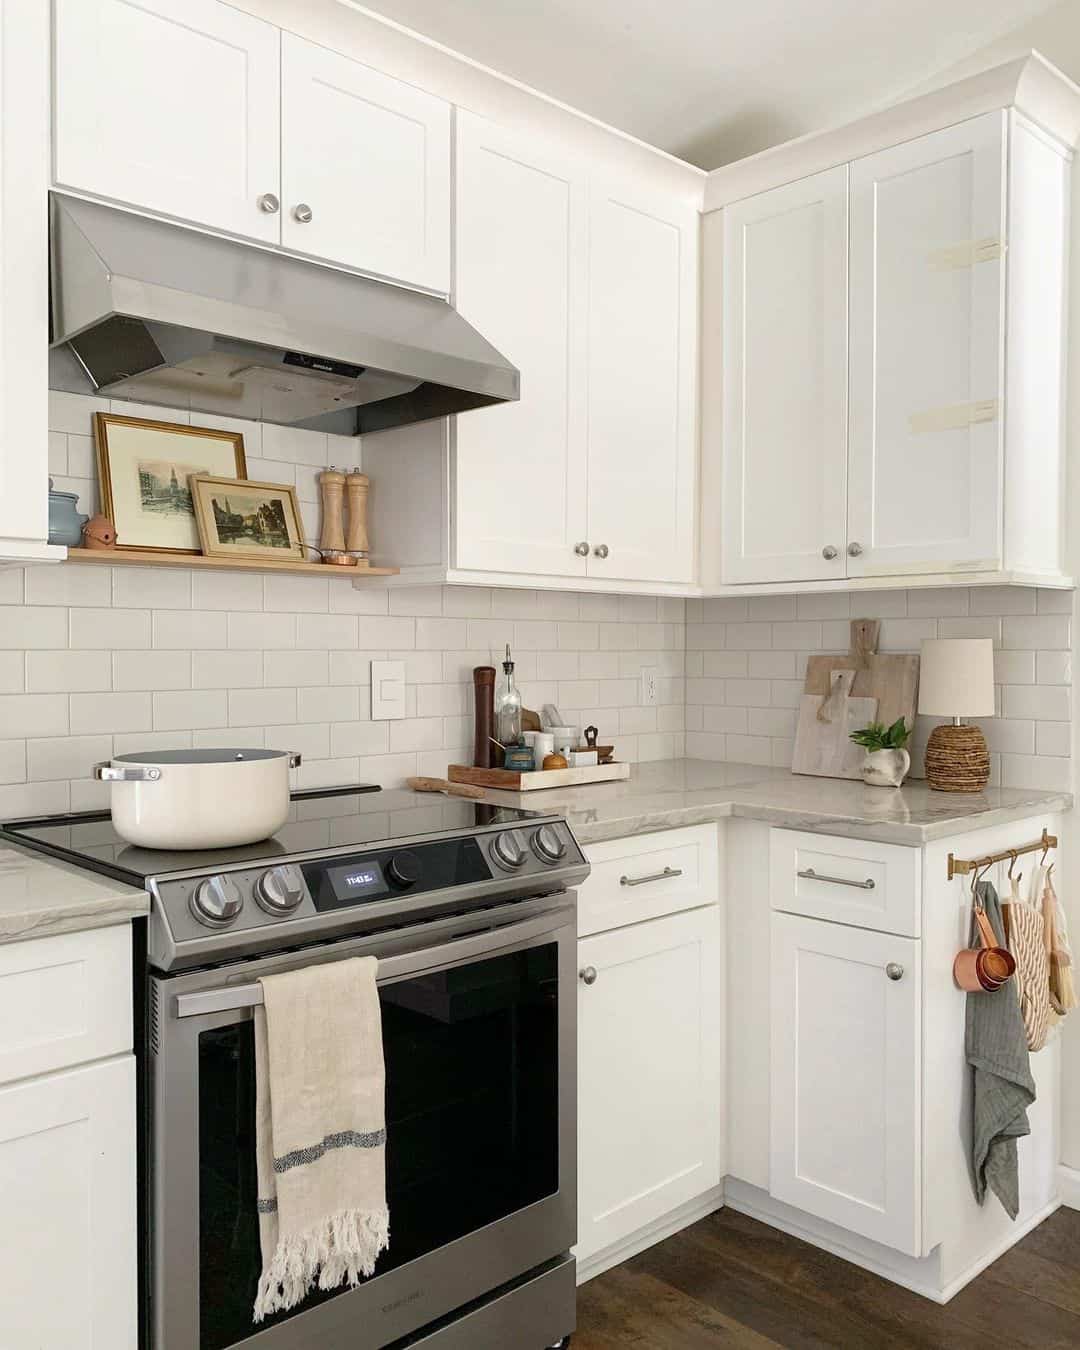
[704,50,1080,210]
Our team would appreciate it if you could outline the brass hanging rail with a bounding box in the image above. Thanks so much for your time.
[947,828,1057,881]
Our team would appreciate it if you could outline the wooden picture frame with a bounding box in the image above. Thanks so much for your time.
[93,413,247,555]
[190,475,306,564]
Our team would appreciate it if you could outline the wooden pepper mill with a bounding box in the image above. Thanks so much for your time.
[345,467,370,567]
[318,467,346,561]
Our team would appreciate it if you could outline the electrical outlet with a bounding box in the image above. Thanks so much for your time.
[641,667,658,707]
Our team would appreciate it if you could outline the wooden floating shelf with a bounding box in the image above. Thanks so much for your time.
[64,547,399,578]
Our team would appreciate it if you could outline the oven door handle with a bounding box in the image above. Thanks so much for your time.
[173,906,574,1019]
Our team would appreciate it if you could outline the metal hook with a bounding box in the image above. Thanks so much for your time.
[1007,849,1017,880]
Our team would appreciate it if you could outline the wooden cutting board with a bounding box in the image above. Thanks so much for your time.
[803,619,919,737]
[792,668,879,779]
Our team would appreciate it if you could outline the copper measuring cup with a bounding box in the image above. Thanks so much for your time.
[954,902,1016,992]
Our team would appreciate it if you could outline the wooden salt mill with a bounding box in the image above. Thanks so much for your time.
[318,467,346,560]
[345,467,370,567]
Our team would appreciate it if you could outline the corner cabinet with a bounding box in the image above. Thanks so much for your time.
[704,57,1079,592]
[453,113,699,589]
[53,0,451,292]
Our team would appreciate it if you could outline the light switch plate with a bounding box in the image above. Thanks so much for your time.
[371,660,406,721]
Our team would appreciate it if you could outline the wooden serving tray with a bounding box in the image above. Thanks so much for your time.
[448,762,631,791]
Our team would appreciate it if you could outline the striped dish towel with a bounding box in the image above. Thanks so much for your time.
[253,956,389,1322]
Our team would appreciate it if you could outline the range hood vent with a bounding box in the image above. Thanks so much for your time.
[48,194,519,434]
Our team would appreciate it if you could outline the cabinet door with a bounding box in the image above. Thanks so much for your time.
[281,34,450,291]
[454,113,588,577]
[848,113,1006,576]
[0,1057,137,1348]
[54,0,280,244]
[577,907,722,1264]
[770,913,921,1255]
[721,168,849,584]
[585,180,699,584]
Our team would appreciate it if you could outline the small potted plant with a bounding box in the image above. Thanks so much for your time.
[850,717,912,787]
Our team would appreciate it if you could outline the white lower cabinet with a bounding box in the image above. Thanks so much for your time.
[576,905,722,1266]
[769,911,921,1255]
[0,1056,137,1349]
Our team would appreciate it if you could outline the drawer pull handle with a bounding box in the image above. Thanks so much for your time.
[797,868,875,890]
[620,866,683,888]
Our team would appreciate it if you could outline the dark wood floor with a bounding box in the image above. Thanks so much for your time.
[575,1204,1080,1348]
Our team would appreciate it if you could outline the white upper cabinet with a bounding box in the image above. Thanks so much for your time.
[52,1,451,289]
[847,113,1005,578]
[454,113,589,577]
[281,35,450,291]
[453,114,699,587]
[704,57,1079,593]
[721,168,849,584]
[53,0,281,244]
[586,179,698,585]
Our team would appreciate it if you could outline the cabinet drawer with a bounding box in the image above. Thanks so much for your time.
[0,925,132,1087]
[770,829,920,937]
[580,826,719,936]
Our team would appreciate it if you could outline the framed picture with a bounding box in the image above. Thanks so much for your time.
[191,476,306,563]
[94,413,247,554]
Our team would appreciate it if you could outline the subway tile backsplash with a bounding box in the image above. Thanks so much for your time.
[0,392,1069,813]
[685,590,1074,791]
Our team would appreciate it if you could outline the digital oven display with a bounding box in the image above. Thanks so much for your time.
[322,860,389,906]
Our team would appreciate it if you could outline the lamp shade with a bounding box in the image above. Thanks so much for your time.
[918,638,995,718]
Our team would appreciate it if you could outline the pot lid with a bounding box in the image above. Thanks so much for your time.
[114,748,289,765]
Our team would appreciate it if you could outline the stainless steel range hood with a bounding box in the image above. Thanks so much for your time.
[48,194,519,434]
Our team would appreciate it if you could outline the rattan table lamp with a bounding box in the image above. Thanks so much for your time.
[919,638,995,792]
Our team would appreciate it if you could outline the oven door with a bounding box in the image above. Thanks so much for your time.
[149,902,576,1349]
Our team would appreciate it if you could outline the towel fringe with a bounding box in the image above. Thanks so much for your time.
[253,1205,390,1322]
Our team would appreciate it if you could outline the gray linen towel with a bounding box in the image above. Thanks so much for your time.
[966,881,1035,1219]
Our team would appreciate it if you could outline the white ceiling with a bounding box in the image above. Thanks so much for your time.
[362,0,1058,167]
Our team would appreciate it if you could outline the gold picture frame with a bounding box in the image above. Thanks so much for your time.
[191,475,306,564]
[94,412,247,555]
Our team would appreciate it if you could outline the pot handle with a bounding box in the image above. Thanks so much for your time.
[92,762,162,782]
[289,753,302,768]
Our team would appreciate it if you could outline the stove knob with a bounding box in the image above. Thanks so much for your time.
[254,864,305,915]
[387,851,422,890]
[191,874,244,927]
[491,830,527,870]
[531,823,567,865]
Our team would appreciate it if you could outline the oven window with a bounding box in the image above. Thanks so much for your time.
[197,943,560,1349]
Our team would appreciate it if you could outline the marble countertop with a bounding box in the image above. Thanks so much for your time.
[472,759,1073,846]
[0,846,149,946]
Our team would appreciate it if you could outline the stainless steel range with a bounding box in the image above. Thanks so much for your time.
[3,786,587,1350]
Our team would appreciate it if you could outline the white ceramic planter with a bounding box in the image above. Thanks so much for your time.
[93,748,300,849]
[861,747,910,788]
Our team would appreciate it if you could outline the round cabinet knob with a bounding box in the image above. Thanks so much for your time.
[254,865,304,915]
[491,830,526,870]
[387,851,422,890]
[293,202,313,223]
[191,874,244,927]
[574,541,590,557]
[257,192,280,214]
[593,544,609,559]
[822,545,839,561]
[848,541,864,558]
[885,962,904,981]
[532,823,567,865]
[579,966,598,986]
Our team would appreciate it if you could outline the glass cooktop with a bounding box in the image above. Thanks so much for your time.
[1,785,542,886]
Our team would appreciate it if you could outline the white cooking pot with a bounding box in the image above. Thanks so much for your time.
[92,748,301,850]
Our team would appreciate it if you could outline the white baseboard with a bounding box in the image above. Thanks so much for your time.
[1059,1164,1080,1211]
[937,1200,1061,1302]
[574,1186,725,1286]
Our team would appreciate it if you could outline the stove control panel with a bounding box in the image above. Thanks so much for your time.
[161,820,584,944]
